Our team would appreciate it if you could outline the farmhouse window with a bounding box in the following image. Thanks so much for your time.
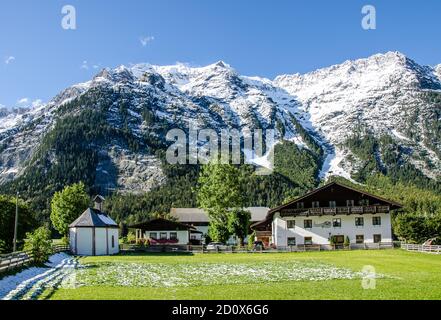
[312,201,320,208]
[170,232,178,240]
[329,201,336,208]
[287,237,296,246]
[355,217,364,227]
[332,218,341,228]
[356,235,364,244]
[373,234,382,243]
[111,235,115,248]
[334,235,344,244]
[346,200,355,207]
[304,219,313,229]
[287,220,296,229]
[297,202,304,209]
[359,199,370,206]
[160,232,167,240]
[372,216,381,226]
[304,237,313,245]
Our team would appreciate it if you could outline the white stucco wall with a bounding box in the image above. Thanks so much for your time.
[69,227,119,256]
[273,213,392,246]
[69,228,76,253]
[144,230,189,245]
[95,228,107,255]
[108,228,120,254]
[194,226,209,236]
[75,227,93,255]
[192,226,240,245]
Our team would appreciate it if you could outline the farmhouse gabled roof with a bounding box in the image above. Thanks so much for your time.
[170,208,208,223]
[268,181,402,214]
[93,195,105,203]
[69,208,118,228]
[170,207,269,223]
[251,181,403,230]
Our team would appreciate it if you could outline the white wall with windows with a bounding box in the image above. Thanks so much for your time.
[186,225,241,245]
[272,213,392,247]
[143,230,190,244]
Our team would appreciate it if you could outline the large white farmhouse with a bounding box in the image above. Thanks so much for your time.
[251,182,402,248]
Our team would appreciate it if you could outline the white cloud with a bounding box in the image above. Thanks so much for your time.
[15,98,43,109]
[4,56,15,65]
[140,36,155,47]
[80,60,89,70]
[17,98,29,105]
[81,61,101,70]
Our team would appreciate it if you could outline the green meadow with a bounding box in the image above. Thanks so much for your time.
[47,249,441,300]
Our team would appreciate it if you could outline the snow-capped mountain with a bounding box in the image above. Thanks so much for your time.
[274,52,441,180]
[0,51,440,194]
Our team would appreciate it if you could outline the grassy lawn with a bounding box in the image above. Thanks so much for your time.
[48,249,441,300]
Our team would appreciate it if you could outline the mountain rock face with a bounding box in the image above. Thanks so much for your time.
[274,52,441,180]
[0,52,440,196]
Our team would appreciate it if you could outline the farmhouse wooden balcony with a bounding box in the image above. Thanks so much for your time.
[279,205,390,217]
[255,231,272,237]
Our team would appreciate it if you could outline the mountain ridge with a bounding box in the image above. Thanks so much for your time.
[0,51,440,203]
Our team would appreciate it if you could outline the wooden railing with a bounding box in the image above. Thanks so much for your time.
[119,242,395,254]
[120,244,204,253]
[280,205,390,217]
[0,245,70,274]
[401,243,441,254]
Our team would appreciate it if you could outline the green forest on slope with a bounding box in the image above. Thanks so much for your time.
[0,88,440,245]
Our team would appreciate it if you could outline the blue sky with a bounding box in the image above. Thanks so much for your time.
[1,0,440,108]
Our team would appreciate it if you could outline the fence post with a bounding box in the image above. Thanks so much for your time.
[7,253,13,272]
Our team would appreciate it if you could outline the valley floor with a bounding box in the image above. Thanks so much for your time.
[45,250,441,300]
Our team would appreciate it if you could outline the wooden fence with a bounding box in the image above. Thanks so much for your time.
[401,243,441,254]
[120,242,394,254]
[0,245,70,274]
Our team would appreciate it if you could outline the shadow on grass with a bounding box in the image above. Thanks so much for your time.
[0,263,36,280]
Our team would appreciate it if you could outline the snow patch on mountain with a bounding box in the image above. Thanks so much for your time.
[435,64,441,81]
[274,52,435,134]
[274,51,441,179]
[1,51,440,190]
[319,147,355,182]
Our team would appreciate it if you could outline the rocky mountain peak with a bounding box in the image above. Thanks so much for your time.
[0,52,439,192]
[92,66,135,85]
[0,106,10,118]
